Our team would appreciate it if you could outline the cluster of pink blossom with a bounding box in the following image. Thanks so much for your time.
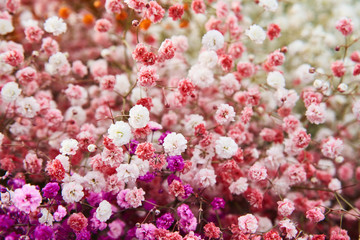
[1,0,360,239]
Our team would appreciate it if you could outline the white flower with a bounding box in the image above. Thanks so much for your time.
[84,171,106,193]
[1,82,21,102]
[267,71,285,89]
[202,30,224,51]
[65,106,87,125]
[198,51,218,68]
[245,24,266,44]
[108,121,132,146]
[0,133,4,146]
[132,156,149,176]
[96,200,112,222]
[128,105,150,129]
[45,52,70,76]
[229,177,248,195]
[61,182,84,203]
[163,132,188,156]
[215,137,238,159]
[44,16,67,36]
[60,139,79,155]
[0,19,14,35]
[188,64,214,88]
[114,74,130,96]
[116,163,140,183]
[259,0,278,12]
[17,97,40,118]
[39,208,54,226]
[88,144,97,152]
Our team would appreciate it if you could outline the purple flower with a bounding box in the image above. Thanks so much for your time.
[129,140,139,154]
[0,215,14,232]
[7,178,25,190]
[138,172,156,182]
[179,216,197,233]
[76,229,91,240]
[183,184,193,198]
[156,213,174,229]
[42,182,60,199]
[33,225,53,240]
[211,197,225,210]
[166,155,184,172]
[177,204,194,220]
[167,174,181,185]
[135,223,156,240]
[158,131,171,145]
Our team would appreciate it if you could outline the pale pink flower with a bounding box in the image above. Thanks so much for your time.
[238,214,258,234]
[13,184,42,213]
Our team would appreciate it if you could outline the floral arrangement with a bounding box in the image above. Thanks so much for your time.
[1,0,360,239]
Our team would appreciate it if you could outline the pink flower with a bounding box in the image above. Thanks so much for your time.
[248,163,267,182]
[321,136,343,159]
[331,61,346,77]
[125,187,145,208]
[95,19,112,32]
[336,17,353,36]
[191,0,206,14]
[23,152,43,174]
[13,184,42,213]
[145,1,165,23]
[158,39,176,61]
[105,0,124,13]
[214,103,236,125]
[168,4,184,21]
[279,219,297,239]
[67,212,88,232]
[204,222,221,239]
[306,103,326,125]
[135,142,156,160]
[25,26,44,43]
[137,66,159,88]
[4,49,24,67]
[306,207,325,223]
[267,23,281,40]
[277,198,295,217]
[238,214,258,234]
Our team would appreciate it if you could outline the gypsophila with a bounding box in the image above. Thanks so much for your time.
[1,82,21,102]
[163,132,188,156]
[202,30,225,51]
[128,104,150,128]
[96,200,112,222]
[44,16,67,36]
[245,24,266,44]
[215,137,238,159]
[108,121,132,146]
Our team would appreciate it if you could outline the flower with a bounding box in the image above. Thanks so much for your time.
[215,137,238,159]
[229,177,248,195]
[96,200,112,222]
[61,181,84,203]
[13,184,42,213]
[238,214,258,234]
[267,71,285,89]
[259,0,278,12]
[129,104,150,128]
[245,24,266,44]
[1,82,21,102]
[60,139,79,155]
[163,132,188,156]
[44,16,67,36]
[108,121,132,146]
[0,19,14,35]
[202,30,224,51]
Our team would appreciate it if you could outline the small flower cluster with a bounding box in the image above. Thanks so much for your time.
[0,0,360,239]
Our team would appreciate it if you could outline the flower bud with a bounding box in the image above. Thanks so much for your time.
[337,83,348,92]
